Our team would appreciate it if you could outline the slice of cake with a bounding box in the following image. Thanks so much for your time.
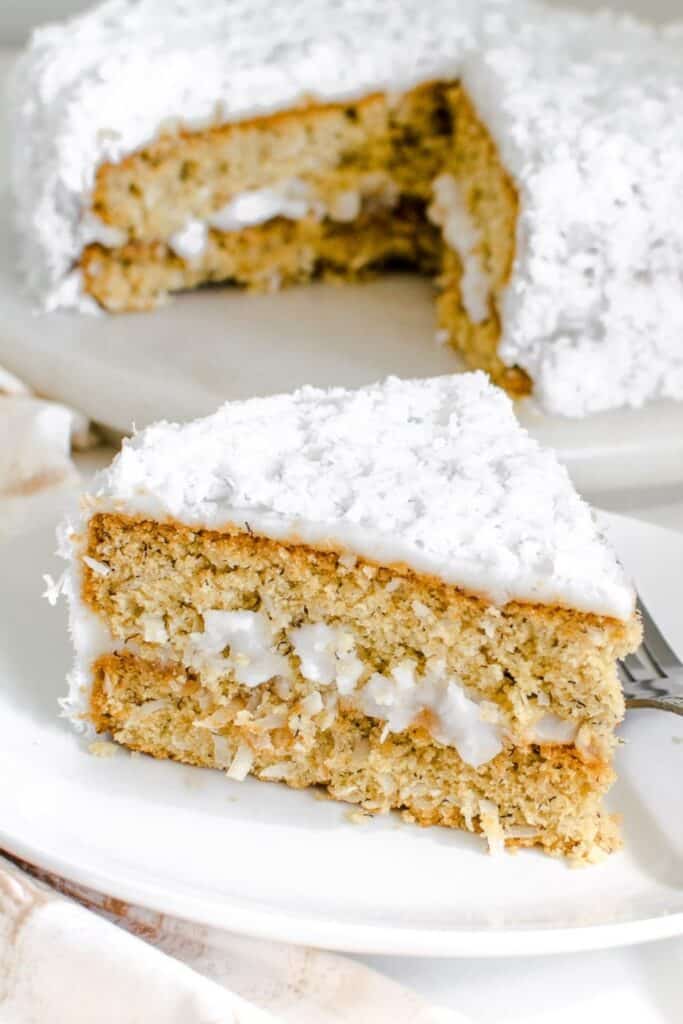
[11,0,683,416]
[59,372,641,861]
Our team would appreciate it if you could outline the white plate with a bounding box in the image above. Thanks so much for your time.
[1,511,682,957]
[1,197,683,497]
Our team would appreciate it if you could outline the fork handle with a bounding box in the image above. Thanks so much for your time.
[624,676,683,716]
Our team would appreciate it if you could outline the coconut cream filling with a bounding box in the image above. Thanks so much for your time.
[167,174,402,259]
[79,173,402,266]
[428,172,491,323]
[77,606,581,769]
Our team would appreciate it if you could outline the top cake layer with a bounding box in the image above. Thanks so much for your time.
[86,372,633,620]
[11,0,683,417]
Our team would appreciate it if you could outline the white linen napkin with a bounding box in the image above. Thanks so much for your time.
[0,365,97,539]
[0,857,466,1024]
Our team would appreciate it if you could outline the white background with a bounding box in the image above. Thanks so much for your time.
[0,0,680,42]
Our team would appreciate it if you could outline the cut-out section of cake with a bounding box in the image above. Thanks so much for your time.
[60,372,641,861]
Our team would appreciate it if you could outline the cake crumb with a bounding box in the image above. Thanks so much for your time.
[42,572,66,606]
[479,798,505,856]
[88,740,119,758]
[346,809,373,825]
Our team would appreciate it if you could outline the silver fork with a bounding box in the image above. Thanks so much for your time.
[619,596,683,715]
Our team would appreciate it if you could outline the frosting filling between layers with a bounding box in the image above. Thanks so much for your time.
[82,606,583,769]
[79,175,406,266]
[428,173,491,323]
[161,172,494,324]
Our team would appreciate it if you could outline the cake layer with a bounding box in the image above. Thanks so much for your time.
[75,513,635,757]
[91,83,456,242]
[90,649,619,861]
[79,81,527,396]
[79,374,636,620]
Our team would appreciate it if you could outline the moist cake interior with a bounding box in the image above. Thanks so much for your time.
[80,513,637,862]
[82,82,529,397]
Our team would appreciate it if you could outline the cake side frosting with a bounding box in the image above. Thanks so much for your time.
[11,0,683,415]
[81,372,634,619]
[464,9,683,416]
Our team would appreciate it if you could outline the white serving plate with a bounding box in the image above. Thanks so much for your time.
[1,511,681,957]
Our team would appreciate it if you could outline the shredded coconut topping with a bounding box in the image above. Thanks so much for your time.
[42,571,67,606]
[82,556,111,578]
[478,798,505,855]
[86,372,634,618]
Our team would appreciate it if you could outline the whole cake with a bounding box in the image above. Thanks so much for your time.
[59,372,641,861]
[10,0,683,416]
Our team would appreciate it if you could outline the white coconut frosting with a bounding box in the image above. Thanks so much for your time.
[10,0,683,416]
[77,372,633,619]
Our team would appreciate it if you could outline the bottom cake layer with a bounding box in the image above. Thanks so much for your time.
[91,651,619,862]
[80,202,441,311]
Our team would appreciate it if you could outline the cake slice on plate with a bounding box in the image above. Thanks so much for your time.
[60,373,640,860]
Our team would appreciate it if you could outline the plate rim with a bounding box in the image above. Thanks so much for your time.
[3,829,683,958]
[2,510,683,958]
